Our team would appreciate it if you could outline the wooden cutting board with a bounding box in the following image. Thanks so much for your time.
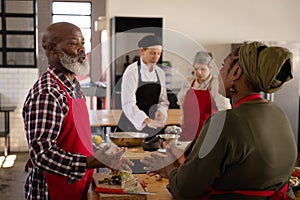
[93,173,147,200]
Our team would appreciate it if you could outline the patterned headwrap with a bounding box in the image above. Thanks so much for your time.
[239,41,293,93]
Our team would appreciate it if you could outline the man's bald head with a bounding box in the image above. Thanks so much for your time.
[42,22,82,49]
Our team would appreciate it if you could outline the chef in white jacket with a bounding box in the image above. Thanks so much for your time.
[117,35,170,140]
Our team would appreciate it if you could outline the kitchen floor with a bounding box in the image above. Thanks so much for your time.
[1,152,300,200]
[0,152,28,200]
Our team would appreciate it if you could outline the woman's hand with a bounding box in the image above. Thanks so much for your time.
[163,142,186,165]
[140,147,180,178]
[89,143,134,171]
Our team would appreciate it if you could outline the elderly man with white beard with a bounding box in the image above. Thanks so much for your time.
[22,22,133,200]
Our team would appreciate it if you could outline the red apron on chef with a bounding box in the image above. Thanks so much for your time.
[44,74,94,200]
[198,183,292,200]
[179,80,217,141]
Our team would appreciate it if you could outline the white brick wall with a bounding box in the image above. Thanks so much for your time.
[0,68,39,152]
[0,0,100,153]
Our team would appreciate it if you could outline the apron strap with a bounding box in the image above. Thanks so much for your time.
[199,183,291,200]
[24,159,32,172]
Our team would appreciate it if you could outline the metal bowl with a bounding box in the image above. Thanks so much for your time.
[157,134,179,144]
[164,125,182,135]
[108,132,149,147]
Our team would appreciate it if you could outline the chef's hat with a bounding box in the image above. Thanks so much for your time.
[138,35,162,48]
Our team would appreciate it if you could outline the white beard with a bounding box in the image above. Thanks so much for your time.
[59,50,89,76]
[76,59,90,76]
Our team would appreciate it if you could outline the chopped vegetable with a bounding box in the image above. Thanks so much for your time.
[98,170,135,185]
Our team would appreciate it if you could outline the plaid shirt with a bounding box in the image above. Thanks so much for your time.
[23,65,87,200]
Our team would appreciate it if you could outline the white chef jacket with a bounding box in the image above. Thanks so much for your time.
[121,58,170,130]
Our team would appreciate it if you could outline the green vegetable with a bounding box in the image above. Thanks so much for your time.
[98,170,134,185]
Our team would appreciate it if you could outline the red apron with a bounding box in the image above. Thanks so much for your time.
[198,183,292,200]
[179,80,217,141]
[44,74,94,200]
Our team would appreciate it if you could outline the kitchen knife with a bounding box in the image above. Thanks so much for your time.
[95,187,156,195]
[125,191,156,195]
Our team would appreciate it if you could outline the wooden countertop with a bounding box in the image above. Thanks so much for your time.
[123,146,163,160]
[89,144,300,199]
[88,173,174,200]
[294,190,300,199]
[86,143,193,199]
[89,109,182,127]
[122,142,190,160]
[88,176,300,200]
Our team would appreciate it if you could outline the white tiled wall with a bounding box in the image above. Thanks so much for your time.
[0,68,39,152]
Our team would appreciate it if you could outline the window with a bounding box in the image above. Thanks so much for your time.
[0,0,37,68]
[52,1,92,53]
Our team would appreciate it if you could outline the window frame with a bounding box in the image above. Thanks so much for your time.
[51,1,92,53]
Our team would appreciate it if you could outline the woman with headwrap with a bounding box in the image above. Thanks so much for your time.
[141,41,297,199]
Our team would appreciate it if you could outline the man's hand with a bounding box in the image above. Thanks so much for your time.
[89,143,134,171]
